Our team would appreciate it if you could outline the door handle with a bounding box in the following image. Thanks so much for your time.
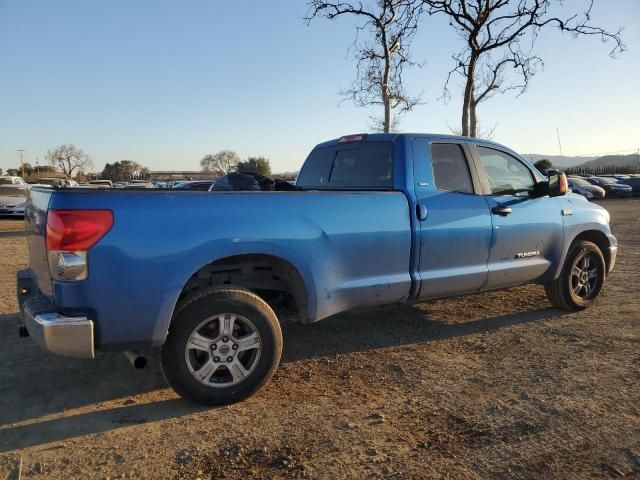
[416,203,428,221]
[491,205,512,216]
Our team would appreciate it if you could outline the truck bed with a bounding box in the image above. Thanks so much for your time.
[24,187,413,349]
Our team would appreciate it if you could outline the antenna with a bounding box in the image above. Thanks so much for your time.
[556,128,564,159]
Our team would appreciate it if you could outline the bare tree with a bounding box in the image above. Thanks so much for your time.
[46,144,93,178]
[200,150,240,176]
[423,0,624,137]
[306,0,424,132]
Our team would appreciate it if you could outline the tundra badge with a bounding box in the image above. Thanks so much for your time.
[516,251,540,258]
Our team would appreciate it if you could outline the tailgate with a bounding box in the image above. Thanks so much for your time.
[24,188,53,297]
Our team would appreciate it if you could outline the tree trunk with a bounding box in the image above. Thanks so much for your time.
[382,47,392,133]
[461,54,477,137]
[383,91,391,133]
[470,98,478,138]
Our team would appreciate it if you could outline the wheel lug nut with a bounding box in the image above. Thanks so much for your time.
[227,356,233,362]
[232,344,238,350]
[222,336,229,342]
[211,344,217,350]
[214,356,220,362]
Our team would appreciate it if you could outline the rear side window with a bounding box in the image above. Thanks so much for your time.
[296,148,334,187]
[296,142,393,189]
[430,143,474,194]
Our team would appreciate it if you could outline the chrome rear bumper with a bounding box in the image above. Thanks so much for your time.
[21,294,95,359]
[25,310,94,358]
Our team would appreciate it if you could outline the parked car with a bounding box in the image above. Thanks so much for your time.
[172,180,217,191]
[0,186,27,216]
[0,176,26,186]
[567,177,606,199]
[587,177,633,197]
[17,133,617,406]
[620,177,640,195]
[89,180,113,188]
[599,174,631,180]
[125,181,155,189]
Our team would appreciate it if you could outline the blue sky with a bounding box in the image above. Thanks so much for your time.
[1,0,638,174]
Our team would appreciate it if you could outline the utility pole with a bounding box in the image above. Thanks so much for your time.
[16,149,26,178]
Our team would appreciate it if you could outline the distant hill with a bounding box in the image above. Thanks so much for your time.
[578,154,640,170]
[522,154,596,169]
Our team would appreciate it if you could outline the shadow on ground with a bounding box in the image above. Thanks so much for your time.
[0,303,565,452]
[0,230,25,239]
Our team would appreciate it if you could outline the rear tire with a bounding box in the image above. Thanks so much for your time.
[161,287,282,406]
[545,240,606,311]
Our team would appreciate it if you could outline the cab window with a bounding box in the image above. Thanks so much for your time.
[430,143,474,194]
[296,142,394,189]
[477,147,535,197]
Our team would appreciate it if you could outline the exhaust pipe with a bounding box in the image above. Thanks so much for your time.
[124,350,147,369]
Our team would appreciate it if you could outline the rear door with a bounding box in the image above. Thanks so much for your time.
[472,145,564,289]
[412,138,493,299]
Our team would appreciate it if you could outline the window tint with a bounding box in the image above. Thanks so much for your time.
[330,150,358,184]
[477,147,534,196]
[296,142,393,189]
[295,148,334,187]
[430,143,474,194]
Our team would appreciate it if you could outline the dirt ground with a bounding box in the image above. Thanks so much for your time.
[0,199,638,480]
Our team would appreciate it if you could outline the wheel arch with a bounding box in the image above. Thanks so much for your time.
[572,229,613,272]
[551,227,613,282]
[172,253,311,326]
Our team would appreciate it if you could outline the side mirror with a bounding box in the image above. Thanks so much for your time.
[548,172,568,197]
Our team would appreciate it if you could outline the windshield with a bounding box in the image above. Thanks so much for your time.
[596,177,618,184]
[569,178,591,186]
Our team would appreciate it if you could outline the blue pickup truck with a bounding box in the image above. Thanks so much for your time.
[17,133,617,405]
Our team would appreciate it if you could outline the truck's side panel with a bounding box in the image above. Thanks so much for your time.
[482,194,565,288]
[46,190,412,349]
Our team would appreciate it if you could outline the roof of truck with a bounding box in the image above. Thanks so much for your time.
[313,133,512,151]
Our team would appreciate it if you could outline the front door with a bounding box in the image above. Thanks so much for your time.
[473,146,564,290]
[412,139,493,299]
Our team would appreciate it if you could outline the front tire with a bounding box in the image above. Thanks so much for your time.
[161,287,282,406]
[545,240,606,311]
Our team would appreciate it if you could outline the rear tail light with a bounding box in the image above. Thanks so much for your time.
[46,210,113,281]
